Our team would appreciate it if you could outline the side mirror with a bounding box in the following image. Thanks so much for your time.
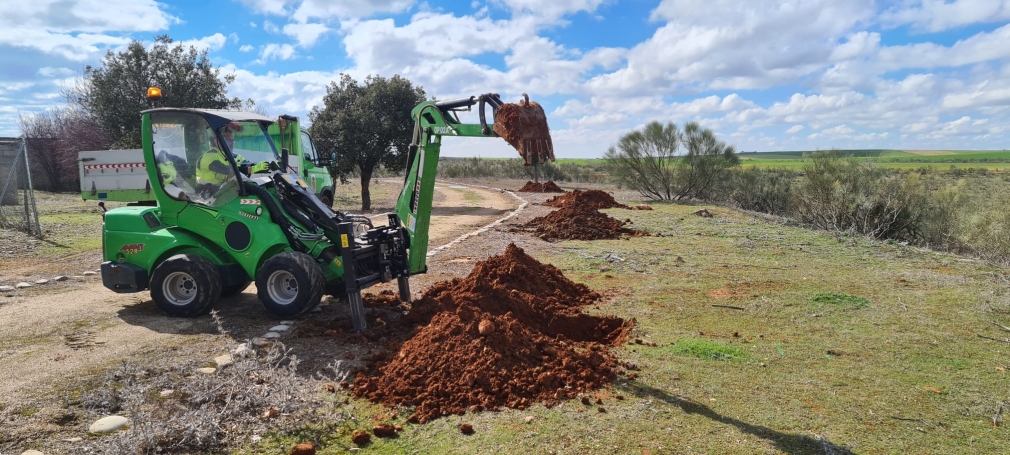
[329,151,337,165]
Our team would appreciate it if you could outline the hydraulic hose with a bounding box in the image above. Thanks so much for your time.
[244,181,307,253]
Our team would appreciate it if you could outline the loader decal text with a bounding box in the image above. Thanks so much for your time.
[119,243,145,255]
[238,211,260,221]
[432,126,455,135]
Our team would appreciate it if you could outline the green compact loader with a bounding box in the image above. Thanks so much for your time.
[100,93,552,331]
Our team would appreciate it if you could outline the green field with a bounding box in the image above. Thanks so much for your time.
[739,150,1010,170]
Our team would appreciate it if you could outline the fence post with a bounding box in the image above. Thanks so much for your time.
[20,138,42,237]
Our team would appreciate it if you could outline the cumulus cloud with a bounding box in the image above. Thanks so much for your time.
[255,43,297,64]
[179,33,228,52]
[882,0,1010,32]
[283,22,330,47]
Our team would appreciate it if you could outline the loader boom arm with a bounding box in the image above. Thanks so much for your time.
[394,94,505,274]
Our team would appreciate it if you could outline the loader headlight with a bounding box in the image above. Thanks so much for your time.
[354,223,368,238]
[255,206,263,216]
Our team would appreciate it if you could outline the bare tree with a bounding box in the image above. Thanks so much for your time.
[19,106,110,192]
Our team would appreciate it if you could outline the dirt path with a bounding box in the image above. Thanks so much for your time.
[0,183,521,413]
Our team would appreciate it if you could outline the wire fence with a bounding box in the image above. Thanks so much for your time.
[0,137,42,238]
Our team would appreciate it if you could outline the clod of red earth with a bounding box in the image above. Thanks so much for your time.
[460,423,475,435]
[517,180,565,193]
[394,424,404,431]
[598,407,606,413]
[351,429,371,445]
[544,189,630,210]
[478,319,496,335]
[289,442,316,455]
[373,424,396,438]
[694,208,713,217]
[524,204,644,241]
[581,396,592,406]
[353,244,632,423]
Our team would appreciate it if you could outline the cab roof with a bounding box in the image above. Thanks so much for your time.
[141,108,274,130]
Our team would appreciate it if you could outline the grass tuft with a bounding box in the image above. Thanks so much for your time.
[811,293,870,308]
[665,338,747,361]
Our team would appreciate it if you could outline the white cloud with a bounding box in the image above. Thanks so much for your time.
[588,0,876,96]
[494,0,607,20]
[239,45,255,52]
[293,0,415,21]
[283,22,330,47]
[786,125,804,134]
[179,33,228,52]
[256,43,297,63]
[882,0,1010,32]
[36,67,75,78]
[238,0,301,16]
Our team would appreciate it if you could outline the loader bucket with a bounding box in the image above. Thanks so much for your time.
[493,93,555,166]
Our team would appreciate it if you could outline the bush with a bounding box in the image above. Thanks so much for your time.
[724,168,796,215]
[791,151,929,241]
[604,121,738,201]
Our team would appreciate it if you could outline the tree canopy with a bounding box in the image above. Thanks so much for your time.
[68,35,242,148]
[605,121,739,201]
[309,74,426,210]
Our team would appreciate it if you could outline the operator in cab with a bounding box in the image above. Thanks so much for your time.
[196,123,243,197]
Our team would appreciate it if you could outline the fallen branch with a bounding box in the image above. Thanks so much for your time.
[711,304,745,310]
[991,322,1010,333]
[978,335,1010,344]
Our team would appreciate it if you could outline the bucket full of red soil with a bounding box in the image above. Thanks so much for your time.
[353,244,632,423]
[517,180,564,193]
[543,189,629,209]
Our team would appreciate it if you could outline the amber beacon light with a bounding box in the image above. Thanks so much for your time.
[147,87,162,100]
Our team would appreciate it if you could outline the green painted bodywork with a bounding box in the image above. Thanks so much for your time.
[395,101,499,274]
[102,112,344,285]
[82,188,154,203]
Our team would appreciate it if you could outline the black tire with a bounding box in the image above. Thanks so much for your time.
[220,280,252,298]
[256,252,325,318]
[319,191,333,208]
[149,254,222,317]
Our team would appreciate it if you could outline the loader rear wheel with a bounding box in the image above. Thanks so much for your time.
[256,252,325,318]
[150,254,222,317]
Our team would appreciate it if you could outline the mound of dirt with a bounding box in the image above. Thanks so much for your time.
[543,189,629,209]
[517,181,565,193]
[353,244,631,423]
[524,204,641,241]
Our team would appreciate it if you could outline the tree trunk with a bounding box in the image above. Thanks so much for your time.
[360,167,373,211]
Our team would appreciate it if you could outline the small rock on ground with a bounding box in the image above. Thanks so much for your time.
[263,332,281,339]
[0,286,13,292]
[196,367,217,374]
[53,276,69,282]
[214,354,234,368]
[34,279,49,285]
[62,437,83,442]
[232,344,253,357]
[21,450,44,455]
[82,271,98,276]
[15,282,32,289]
[269,324,290,332]
[89,415,129,434]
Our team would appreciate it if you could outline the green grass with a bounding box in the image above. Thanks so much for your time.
[811,292,870,309]
[740,149,1010,170]
[229,199,1010,454]
[664,338,748,360]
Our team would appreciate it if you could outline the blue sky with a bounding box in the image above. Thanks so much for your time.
[2,0,1010,158]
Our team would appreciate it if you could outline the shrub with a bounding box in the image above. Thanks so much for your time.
[724,168,796,215]
[791,151,929,241]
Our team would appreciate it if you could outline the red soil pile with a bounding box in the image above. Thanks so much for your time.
[517,180,565,193]
[543,189,629,209]
[353,244,631,423]
[524,204,641,241]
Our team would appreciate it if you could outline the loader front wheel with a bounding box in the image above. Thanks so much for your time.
[150,254,222,317]
[257,252,325,318]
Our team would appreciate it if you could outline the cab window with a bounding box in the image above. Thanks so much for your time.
[300,131,317,163]
[150,112,241,208]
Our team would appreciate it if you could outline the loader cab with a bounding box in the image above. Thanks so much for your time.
[143,108,275,213]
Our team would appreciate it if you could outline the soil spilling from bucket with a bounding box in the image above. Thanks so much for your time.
[352,244,631,423]
[517,181,564,193]
[543,189,629,209]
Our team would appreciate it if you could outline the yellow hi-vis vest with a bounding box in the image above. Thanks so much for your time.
[196,148,230,184]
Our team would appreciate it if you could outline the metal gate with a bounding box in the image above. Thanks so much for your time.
[0,137,42,238]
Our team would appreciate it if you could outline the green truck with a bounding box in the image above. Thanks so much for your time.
[79,117,336,206]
